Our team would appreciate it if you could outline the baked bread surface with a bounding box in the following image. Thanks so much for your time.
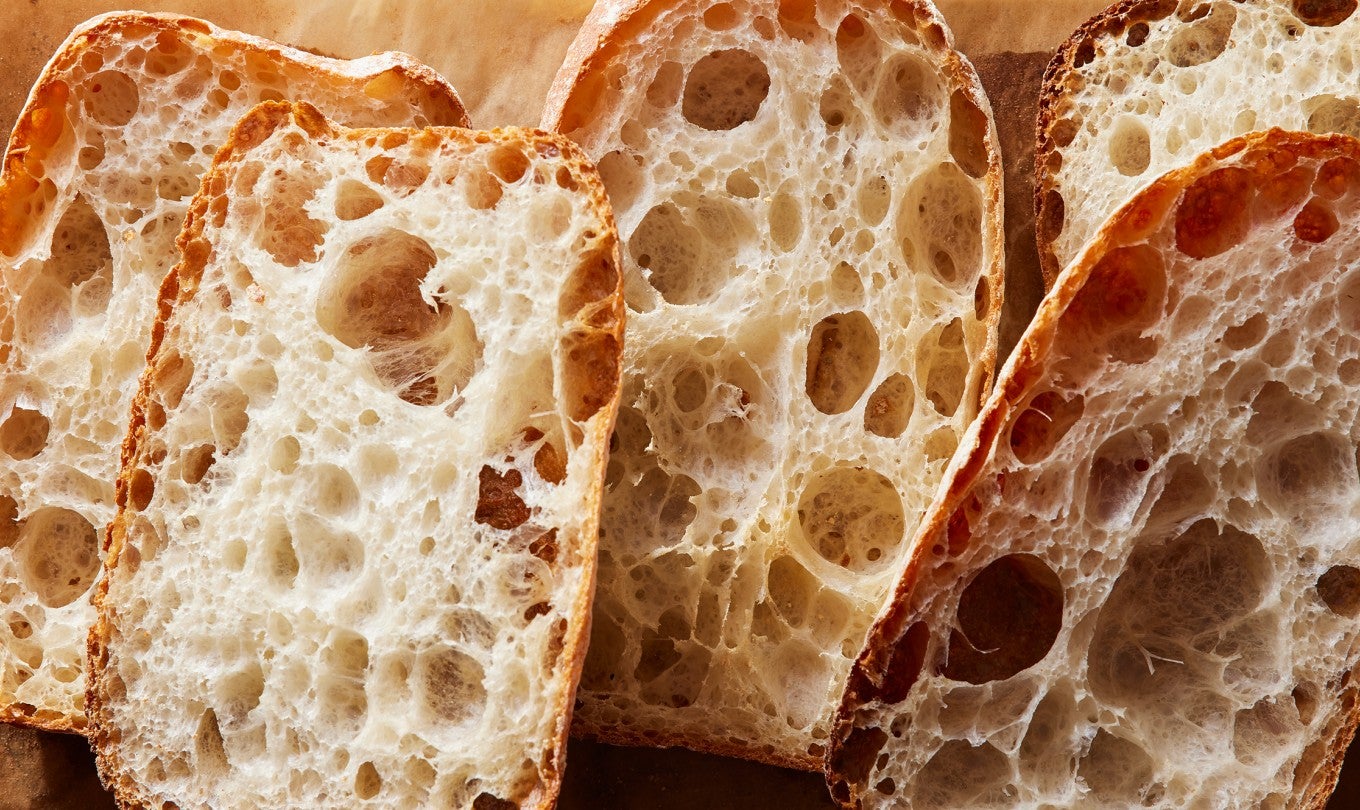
[544,0,1004,769]
[86,102,623,810]
[0,11,466,733]
[831,129,1360,809]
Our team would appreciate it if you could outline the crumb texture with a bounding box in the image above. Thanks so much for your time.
[832,131,1360,809]
[0,13,463,730]
[88,107,620,810]
[1039,0,1360,277]
[546,0,1002,766]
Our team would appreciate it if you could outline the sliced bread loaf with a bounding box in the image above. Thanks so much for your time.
[830,129,1360,808]
[543,0,1003,769]
[0,12,465,733]
[1036,0,1360,284]
[87,101,623,809]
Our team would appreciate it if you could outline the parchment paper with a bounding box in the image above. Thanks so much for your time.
[0,1,1356,807]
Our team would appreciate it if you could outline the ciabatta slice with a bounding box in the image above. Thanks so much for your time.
[0,12,466,733]
[829,129,1360,809]
[543,0,1003,769]
[1036,0,1360,284]
[86,101,623,809]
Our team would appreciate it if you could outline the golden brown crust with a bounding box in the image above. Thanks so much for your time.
[86,101,624,810]
[1032,0,1178,287]
[828,128,1360,808]
[543,0,1006,770]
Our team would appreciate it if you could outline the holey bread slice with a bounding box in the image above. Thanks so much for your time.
[86,101,623,809]
[0,12,465,733]
[1036,0,1360,285]
[542,0,1003,768]
[828,129,1360,809]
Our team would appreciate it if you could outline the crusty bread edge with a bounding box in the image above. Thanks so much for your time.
[827,129,1360,808]
[1032,0,1179,288]
[541,0,1007,771]
[0,9,468,736]
[84,101,624,809]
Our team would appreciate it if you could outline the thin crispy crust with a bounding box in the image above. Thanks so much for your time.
[0,11,465,737]
[827,129,1360,808]
[1031,0,1178,288]
[541,0,1006,770]
[85,102,624,809]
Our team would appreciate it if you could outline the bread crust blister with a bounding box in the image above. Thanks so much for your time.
[0,11,465,735]
[85,101,624,809]
[543,0,1005,769]
[830,129,1360,809]
[1035,0,1360,285]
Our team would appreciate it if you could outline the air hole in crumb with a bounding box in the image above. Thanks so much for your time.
[1257,431,1355,514]
[647,61,685,108]
[475,466,530,530]
[630,198,749,304]
[334,179,384,221]
[943,554,1063,684]
[726,169,760,199]
[259,164,329,267]
[0,407,49,460]
[872,53,943,137]
[419,647,486,725]
[899,163,982,289]
[488,144,531,184]
[777,0,819,41]
[1305,95,1360,138]
[317,230,480,406]
[1086,425,1169,528]
[1223,313,1268,350]
[703,2,741,29]
[1109,117,1151,177]
[194,709,229,775]
[83,71,139,126]
[805,311,880,415]
[864,373,914,438]
[181,444,216,485]
[1088,520,1272,734]
[913,740,1010,806]
[1010,391,1083,464]
[798,466,905,573]
[293,514,364,583]
[1318,565,1360,616]
[1175,167,1252,258]
[355,761,382,799]
[1294,198,1339,243]
[1292,0,1357,27]
[128,468,155,511]
[263,520,299,588]
[1077,730,1155,803]
[682,49,770,131]
[14,507,98,607]
[921,318,968,417]
[1167,3,1236,66]
[948,90,990,179]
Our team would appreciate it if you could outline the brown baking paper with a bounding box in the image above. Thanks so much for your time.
[0,1,1356,807]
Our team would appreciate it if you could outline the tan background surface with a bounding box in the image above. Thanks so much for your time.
[0,1,1356,807]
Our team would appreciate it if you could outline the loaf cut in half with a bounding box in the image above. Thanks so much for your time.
[85,101,623,809]
[0,11,465,733]
[829,129,1360,809]
[543,0,1003,768]
[1036,0,1360,284]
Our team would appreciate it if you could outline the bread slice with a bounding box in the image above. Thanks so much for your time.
[0,12,465,734]
[828,129,1360,808]
[1035,0,1360,285]
[86,101,623,809]
[542,0,1004,769]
